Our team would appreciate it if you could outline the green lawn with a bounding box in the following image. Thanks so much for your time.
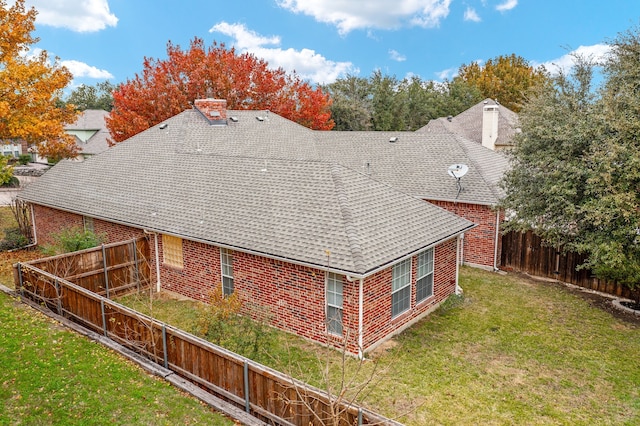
[0,291,234,425]
[121,267,640,425]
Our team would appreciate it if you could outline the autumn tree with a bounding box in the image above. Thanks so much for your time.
[107,38,333,143]
[457,54,548,112]
[65,80,115,111]
[0,0,78,161]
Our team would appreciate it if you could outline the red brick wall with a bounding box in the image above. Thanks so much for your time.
[361,237,458,351]
[159,238,219,302]
[428,200,502,268]
[32,205,83,247]
[31,204,461,355]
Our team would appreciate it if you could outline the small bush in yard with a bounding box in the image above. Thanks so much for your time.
[17,154,31,165]
[0,227,29,251]
[44,226,105,254]
[196,287,274,361]
[0,155,15,186]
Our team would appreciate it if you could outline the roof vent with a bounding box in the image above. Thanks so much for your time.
[447,115,453,122]
[389,136,398,143]
[256,116,265,122]
[159,123,168,129]
[229,116,239,122]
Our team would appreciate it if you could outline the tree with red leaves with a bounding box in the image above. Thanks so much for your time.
[107,38,334,143]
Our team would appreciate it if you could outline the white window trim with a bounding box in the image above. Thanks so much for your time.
[326,272,344,336]
[391,258,412,318]
[220,248,234,296]
[416,248,435,304]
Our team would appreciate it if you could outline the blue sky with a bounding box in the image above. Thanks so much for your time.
[23,0,640,90]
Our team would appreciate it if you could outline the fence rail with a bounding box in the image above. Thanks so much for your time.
[24,238,150,297]
[501,230,634,299]
[14,252,398,425]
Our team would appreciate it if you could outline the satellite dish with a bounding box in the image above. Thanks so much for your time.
[447,164,469,200]
[447,164,469,179]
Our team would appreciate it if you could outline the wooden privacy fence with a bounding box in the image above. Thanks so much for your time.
[24,238,151,297]
[501,230,634,299]
[14,263,398,425]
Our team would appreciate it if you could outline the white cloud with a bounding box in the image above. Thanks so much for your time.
[277,0,452,35]
[26,0,118,32]
[61,60,114,79]
[464,7,481,22]
[536,44,612,75]
[435,67,457,80]
[389,49,407,62]
[210,22,355,84]
[496,0,518,12]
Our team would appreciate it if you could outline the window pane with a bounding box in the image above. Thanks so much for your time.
[326,273,343,335]
[416,248,434,303]
[327,306,343,335]
[223,276,234,296]
[416,274,433,302]
[392,259,411,292]
[392,286,410,317]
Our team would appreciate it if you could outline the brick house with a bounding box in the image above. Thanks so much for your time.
[19,108,475,355]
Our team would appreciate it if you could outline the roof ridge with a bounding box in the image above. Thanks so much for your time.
[329,163,366,274]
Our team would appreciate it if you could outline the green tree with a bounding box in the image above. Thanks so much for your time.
[577,26,640,290]
[322,75,372,131]
[500,57,598,246]
[370,70,405,131]
[502,27,640,297]
[65,80,115,111]
[457,54,548,112]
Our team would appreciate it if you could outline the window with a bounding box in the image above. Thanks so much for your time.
[326,273,343,335]
[83,216,94,233]
[221,248,234,296]
[162,235,183,269]
[391,258,411,317]
[416,248,434,303]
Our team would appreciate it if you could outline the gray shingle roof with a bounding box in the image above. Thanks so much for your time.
[66,110,110,155]
[419,98,519,149]
[20,116,474,275]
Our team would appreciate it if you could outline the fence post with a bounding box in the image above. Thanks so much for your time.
[102,244,110,298]
[244,360,250,413]
[132,239,139,292]
[101,300,107,337]
[17,263,24,298]
[54,278,62,316]
[162,325,168,369]
[358,408,363,425]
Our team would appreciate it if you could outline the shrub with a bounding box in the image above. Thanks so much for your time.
[44,227,105,254]
[0,155,14,186]
[0,227,29,251]
[18,154,31,165]
[196,288,274,361]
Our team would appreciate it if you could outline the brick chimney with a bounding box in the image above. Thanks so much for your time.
[194,98,227,124]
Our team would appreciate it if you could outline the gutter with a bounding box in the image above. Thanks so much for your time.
[22,201,475,279]
[494,209,501,271]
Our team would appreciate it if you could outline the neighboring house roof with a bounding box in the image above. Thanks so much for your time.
[65,109,110,155]
[418,98,519,149]
[19,136,474,276]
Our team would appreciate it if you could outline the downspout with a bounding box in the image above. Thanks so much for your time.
[144,230,161,293]
[494,209,501,271]
[459,232,465,265]
[358,278,364,360]
[455,235,462,295]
